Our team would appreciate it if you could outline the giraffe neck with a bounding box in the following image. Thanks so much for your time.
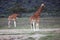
[34,5,44,16]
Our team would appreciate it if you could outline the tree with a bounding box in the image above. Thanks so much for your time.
[7,2,27,13]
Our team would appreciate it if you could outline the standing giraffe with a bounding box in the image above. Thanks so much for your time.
[29,3,45,31]
[8,13,19,28]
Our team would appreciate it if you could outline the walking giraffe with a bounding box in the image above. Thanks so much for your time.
[29,3,45,31]
[8,13,19,28]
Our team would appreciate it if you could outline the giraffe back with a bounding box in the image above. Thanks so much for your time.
[8,13,18,20]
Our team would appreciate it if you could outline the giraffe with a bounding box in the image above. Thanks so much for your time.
[8,13,19,28]
[29,3,45,31]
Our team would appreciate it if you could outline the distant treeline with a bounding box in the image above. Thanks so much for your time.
[0,0,60,17]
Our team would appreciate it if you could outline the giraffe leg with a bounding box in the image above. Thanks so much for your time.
[14,20,16,27]
[8,20,11,28]
[31,23,33,30]
[36,23,39,31]
[33,21,36,31]
[30,21,33,29]
[30,21,34,30]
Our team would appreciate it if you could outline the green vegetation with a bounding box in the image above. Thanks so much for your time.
[25,37,35,40]
[39,33,60,40]
[0,18,60,29]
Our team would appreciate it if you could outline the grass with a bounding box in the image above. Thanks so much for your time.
[39,30,60,40]
[0,18,60,40]
[0,27,60,40]
[39,33,60,40]
[0,17,60,29]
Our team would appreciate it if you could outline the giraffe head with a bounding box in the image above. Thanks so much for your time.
[41,3,45,7]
